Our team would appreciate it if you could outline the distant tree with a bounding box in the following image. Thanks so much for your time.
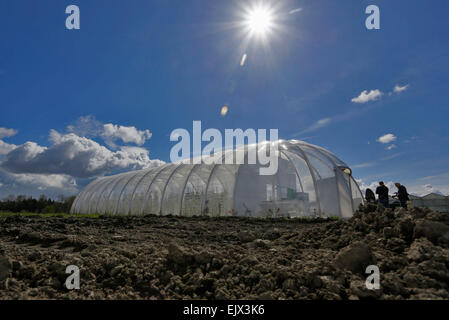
[0,194,76,213]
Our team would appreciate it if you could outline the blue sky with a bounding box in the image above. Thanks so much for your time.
[0,0,448,198]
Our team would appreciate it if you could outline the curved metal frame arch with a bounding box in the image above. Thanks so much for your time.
[200,164,219,215]
[73,177,106,213]
[139,164,174,215]
[179,164,200,216]
[159,163,185,215]
[89,177,120,214]
[112,171,141,215]
[102,173,133,215]
[288,142,322,216]
[127,164,169,214]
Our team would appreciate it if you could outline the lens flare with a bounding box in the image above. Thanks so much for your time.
[221,106,229,116]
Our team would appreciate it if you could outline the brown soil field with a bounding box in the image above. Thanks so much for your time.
[0,204,448,300]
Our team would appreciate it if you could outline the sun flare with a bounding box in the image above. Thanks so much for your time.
[245,6,274,36]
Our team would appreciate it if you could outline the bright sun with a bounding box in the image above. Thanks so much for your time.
[245,6,274,36]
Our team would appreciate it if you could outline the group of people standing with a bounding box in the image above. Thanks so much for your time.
[365,181,410,209]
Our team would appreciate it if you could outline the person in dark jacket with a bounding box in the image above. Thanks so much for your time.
[365,188,376,203]
[395,183,409,208]
[376,181,389,208]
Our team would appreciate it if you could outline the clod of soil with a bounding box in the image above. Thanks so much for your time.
[0,204,448,300]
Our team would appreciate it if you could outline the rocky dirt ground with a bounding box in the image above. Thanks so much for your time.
[0,204,449,300]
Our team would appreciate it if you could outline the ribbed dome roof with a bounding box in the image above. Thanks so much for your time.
[71,140,363,218]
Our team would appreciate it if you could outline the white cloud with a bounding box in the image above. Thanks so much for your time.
[292,117,332,136]
[10,173,77,190]
[0,127,18,156]
[422,184,443,195]
[381,152,404,161]
[356,178,449,197]
[418,171,449,182]
[356,179,396,195]
[411,172,449,196]
[317,118,331,126]
[386,144,396,150]
[351,89,383,103]
[0,127,18,139]
[0,119,163,198]
[66,115,103,138]
[102,123,152,148]
[66,115,153,148]
[0,170,79,199]
[0,139,17,155]
[0,130,164,178]
[408,184,449,197]
[377,133,397,144]
[393,84,409,93]
[307,117,331,131]
[352,162,376,169]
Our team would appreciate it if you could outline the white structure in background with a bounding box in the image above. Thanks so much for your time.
[410,193,449,213]
[71,140,364,218]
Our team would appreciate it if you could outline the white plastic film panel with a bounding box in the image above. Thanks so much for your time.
[161,164,196,216]
[182,164,214,216]
[71,140,363,218]
[130,164,170,215]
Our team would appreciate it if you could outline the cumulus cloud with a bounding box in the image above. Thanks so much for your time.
[66,115,153,149]
[356,179,396,195]
[351,89,383,103]
[421,184,443,195]
[355,178,449,197]
[407,184,449,197]
[0,170,79,199]
[0,127,18,155]
[10,173,77,190]
[393,84,409,94]
[0,127,18,139]
[66,115,103,138]
[377,133,397,144]
[0,139,17,155]
[0,119,163,198]
[102,123,152,148]
[0,130,164,178]
[410,172,449,196]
